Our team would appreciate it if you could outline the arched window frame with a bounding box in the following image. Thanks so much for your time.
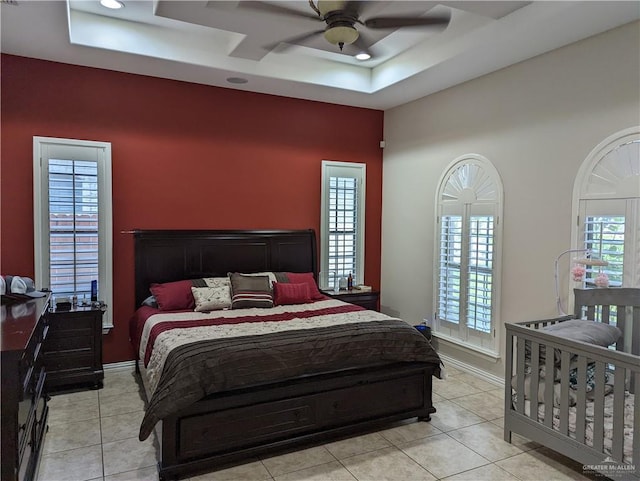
[433,154,504,357]
[570,126,640,298]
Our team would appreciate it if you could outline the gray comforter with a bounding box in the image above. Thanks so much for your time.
[138,306,441,441]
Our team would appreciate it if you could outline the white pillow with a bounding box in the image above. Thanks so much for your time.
[203,277,231,288]
[191,286,231,312]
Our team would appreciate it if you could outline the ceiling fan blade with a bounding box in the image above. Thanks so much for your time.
[264,30,326,51]
[239,1,321,21]
[363,14,450,30]
[342,1,364,16]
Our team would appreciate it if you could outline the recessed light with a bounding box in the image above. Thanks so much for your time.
[100,0,124,9]
[226,77,248,85]
[355,52,371,61]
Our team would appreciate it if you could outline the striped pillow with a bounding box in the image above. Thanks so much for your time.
[229,273,274,309]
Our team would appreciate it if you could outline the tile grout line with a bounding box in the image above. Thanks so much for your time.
[98,389,105,481]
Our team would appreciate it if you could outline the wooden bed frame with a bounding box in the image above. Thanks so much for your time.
[132,229,438,481]
[504,288,640,481]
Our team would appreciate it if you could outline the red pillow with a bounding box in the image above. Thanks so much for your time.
[273,282,311,306]
[150,280,195,311]
[284,272,324,300]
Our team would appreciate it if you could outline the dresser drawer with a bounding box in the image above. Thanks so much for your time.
[179,397,317,459]
[47,314,96,332]
[19,323,47,401]
[17,396,34,461]
[18,368,46,464]
[44,333,94,352]
[44,351,95,372]
[316,373,424,425]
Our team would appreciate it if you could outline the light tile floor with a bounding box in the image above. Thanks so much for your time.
[37,366,602,481]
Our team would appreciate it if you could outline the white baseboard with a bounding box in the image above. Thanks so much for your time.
[103,360,136,372]
[438,353,504,387]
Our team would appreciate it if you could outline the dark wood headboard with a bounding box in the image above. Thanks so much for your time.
[133,229,318,308]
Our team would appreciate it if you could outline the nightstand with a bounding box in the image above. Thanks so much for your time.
[43,305,105,390]
[322,289,380,311]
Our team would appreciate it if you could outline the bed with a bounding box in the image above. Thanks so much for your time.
[129,229,442,481]
[504,288,639,481]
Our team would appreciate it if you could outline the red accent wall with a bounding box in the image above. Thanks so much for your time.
[1,54,384,363]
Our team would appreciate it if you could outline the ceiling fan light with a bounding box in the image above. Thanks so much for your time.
[324,26,359,47]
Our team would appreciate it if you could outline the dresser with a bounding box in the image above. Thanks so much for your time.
[43,305,105,390]
[1,295,50,481]
[321,289,380,311]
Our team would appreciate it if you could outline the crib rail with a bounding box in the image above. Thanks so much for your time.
[504,318,639,480]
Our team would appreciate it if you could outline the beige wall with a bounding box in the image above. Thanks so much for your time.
[381,21,640,378]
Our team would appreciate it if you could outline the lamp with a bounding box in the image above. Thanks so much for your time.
[554,248,608,315]
[323,24,359,50]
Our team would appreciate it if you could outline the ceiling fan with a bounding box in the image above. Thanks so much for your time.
[240,1,451,56]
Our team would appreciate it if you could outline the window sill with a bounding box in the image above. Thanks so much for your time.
[431,332,501,362]
[102,324,113,335]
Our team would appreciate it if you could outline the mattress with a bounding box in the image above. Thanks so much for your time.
[521,391,635,463]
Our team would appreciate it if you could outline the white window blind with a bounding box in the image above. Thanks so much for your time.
[48,159,99,298]
[467,216,494,334]
[320,161,365,290]
[583,215,625,287]
[328,176,358,288]
[438,215,462,324]
[438,215,494,334]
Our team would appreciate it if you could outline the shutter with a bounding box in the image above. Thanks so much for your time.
[328,175,358,288]
[47,158,99,298]
[438,215,462,325]
[467,215,494,333]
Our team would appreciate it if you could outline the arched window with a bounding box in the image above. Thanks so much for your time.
[572,127,640,289]
[434,154,503,355]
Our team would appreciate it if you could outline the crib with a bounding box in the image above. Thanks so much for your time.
[504,288,639,481]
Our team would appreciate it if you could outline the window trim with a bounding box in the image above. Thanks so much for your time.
[320,160,366,290]
[433,154,503,356]
[33,136,113,330]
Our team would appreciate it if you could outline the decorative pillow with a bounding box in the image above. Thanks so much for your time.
[192,286,231,312]
[240,271,278,286]
[141,295,158,308]
[228,273,273,309]
[203,277,231,288]
[273,282,311,306]
[276,272,324,300]
[150,280,195,311]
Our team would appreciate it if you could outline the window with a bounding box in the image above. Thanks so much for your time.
[320,161,365,290]
[572,127,640,293]
[434,155,503,356]
[33,137,113,329]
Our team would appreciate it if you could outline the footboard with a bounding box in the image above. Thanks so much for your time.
[504,318,639,481]
[156,362,436,480]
